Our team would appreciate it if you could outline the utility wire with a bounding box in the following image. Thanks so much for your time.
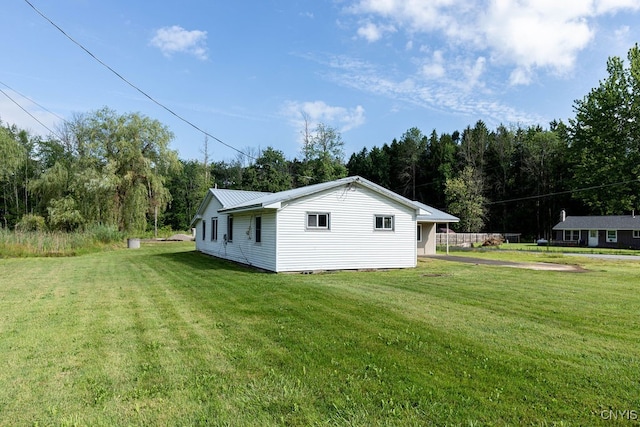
[486,178,640,205]
[23,0,257,161]
[0,80,67,123]
[0,85,62,139]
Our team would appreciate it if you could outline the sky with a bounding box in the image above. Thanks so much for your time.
[2,0,640,163]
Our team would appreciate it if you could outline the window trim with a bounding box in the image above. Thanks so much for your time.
[633,230,640,239]
[227,216,233,242]
[255,216,262,243]
[606,229,617,243]
[211,217,218,241]
[306,212,330,230]
[563,229,580,241]
[374,214,394,231]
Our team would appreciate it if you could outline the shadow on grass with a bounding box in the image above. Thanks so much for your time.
[152,249,272,275]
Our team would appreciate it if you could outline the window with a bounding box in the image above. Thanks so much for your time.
[227,216,233,242]
[634,230,640,239]
[307,212,329,230]
[417,224,422,242]
[563,230,580,241]
[606,230,617,243]
[375,215,394,231]
[201,220,206,241]
[211,217,218,241]
[255,216,262,243]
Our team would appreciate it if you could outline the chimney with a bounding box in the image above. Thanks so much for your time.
[561,209,566,222]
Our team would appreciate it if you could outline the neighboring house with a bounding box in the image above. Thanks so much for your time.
[552,211,640,249]
[190,175,459,272]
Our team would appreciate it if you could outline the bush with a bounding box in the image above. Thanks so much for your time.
[86,224,125,244]
[47,197,84,231]
[15,214,46,232]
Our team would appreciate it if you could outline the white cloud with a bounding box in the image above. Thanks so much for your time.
[595,0,640,14]
[346,0,639,85]
[421,50,445,79]
[282,100,366,134]
[356,21,395,42]
[150,25,208,60]
[314,52,545,128]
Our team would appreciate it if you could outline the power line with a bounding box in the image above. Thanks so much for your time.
[0,80,67,123]
[0,85,62,139]
[487,178,640,205]
[23,0,256,161]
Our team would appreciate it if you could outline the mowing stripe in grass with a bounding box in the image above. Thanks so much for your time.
[1,242,639,425]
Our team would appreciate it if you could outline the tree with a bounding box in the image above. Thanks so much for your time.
[0,125,26,227]
[444,166,487,232]
[299,118,347,185]
[569,44,640,214]
[459,120,489,175]
[423,130,458,208]
[62,107,180,233]
[395,127,426,200]
[241,147,292,192]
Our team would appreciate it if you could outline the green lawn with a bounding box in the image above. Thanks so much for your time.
[1,243,639,426]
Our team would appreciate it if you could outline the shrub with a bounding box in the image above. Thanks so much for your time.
[47,197,84,231]
[15,214,46,232]
[86,224,125,244]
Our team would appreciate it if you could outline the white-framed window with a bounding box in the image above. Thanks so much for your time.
[606,230,617,243]
[375,215,394,231]
[633,230,640,239]
[307,212,330,230]
[564,230,580,241]
[255,216,262,243]
[211,217,218,241]
[227,216,233,242]
[417,224,422,242]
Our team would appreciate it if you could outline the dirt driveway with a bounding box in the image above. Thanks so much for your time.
[425,255,588,272]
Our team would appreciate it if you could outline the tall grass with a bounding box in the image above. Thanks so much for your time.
[0,225,125,257]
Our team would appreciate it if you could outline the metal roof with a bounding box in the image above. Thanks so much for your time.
[413,200,460,223]
[552,215,640,230]
[209,188,270,209]
[191,175,458,224]
[218,176,421,213]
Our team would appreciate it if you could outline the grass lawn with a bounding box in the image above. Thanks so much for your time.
[472,242,640,256]
[1,242,639,426]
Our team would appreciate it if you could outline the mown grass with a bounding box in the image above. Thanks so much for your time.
[0,243,639,426]
[461,242,640,256]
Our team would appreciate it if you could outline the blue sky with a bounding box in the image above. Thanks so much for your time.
[2,1,640,162]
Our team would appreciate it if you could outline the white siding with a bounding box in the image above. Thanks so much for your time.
[275,184,416,272]
[194,198,278,271]
[217,211,277,271]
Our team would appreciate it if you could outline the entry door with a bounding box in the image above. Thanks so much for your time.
[588,230,598,247]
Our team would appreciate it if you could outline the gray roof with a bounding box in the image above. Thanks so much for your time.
[413,201,460,223]
[553,215,640,230]
[218,176,420,213]
[210,188,270,209]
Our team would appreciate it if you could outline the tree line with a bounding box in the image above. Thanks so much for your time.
[1,45,639,239]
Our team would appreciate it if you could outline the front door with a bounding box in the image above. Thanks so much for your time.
[588,230,598,247]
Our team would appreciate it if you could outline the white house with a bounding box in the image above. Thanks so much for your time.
[190,176,458,272]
